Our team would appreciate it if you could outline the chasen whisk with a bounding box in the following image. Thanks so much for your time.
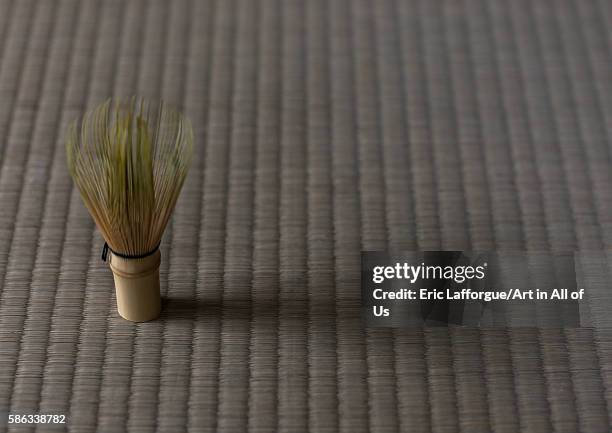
[66,98,193,321]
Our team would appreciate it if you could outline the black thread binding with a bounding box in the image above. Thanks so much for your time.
[101,241,160,262]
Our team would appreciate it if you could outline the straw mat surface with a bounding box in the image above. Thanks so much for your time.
[0,0,611,431]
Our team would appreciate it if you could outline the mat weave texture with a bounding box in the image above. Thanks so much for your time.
[1,0,612,432]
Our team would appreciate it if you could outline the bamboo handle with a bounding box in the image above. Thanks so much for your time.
[109,250,162,322]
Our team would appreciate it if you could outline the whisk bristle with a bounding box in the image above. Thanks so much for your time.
[66,97,193,256]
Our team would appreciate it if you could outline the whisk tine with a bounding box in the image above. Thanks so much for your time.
[66,97,193,257]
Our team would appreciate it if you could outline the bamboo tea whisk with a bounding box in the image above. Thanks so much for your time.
[66,98,193,322]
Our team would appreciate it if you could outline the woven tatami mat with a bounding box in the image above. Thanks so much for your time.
[1,0,612,431]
